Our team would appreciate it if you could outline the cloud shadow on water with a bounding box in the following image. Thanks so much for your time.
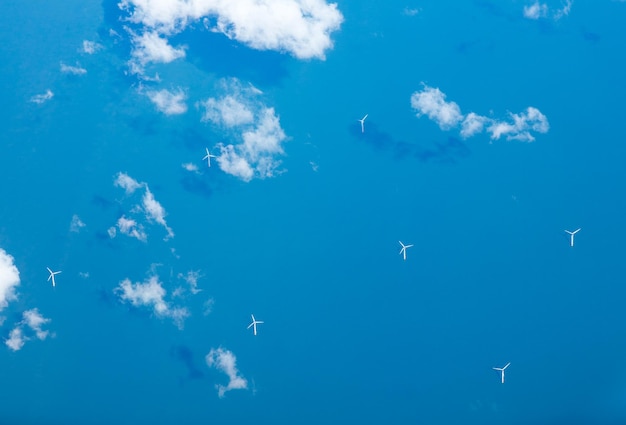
[172,25,290,87]
[349,122,470,164]
[170,345,205,382]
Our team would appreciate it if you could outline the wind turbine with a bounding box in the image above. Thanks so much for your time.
[46,267,61,287]
[492,362,510,384]
[202,147,217,167]
[247,314,264,336]
[357,114,368,133]
[399,241,413,261]
[564,228,580,247]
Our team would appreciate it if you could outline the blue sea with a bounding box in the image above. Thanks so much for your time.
[2,1,626,424]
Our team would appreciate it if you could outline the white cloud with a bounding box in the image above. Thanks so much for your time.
[403,7,420,16]
[142,188,175,239]
[0,249,20,312]
[119,0,343,61]
[146,88,187,115]
[5,309,52,351]
[60,62,87,75]
[82,40,103,54]
[203,298,214,316]
[554,0,572,20]
[178,271,202,295]
[5,327,25,351]
[523,1,548,19]
[200,95,254,127]
[182,162,199,172]
[523,0,572,20]
[113,172,174,240]
[116,275,189,329]
[114,172,144,194]
[200,79,288,181]
[115,216,148,242]
[129,30,186,73]
[410,85,463,130]
[70,214,86,233]
[30,89,54,104]
[22,309,51,340]
[411,83,549,142]
[486,107,549,142]
[205,347,248,398]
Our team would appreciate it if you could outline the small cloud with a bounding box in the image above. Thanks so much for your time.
[128,30,186,74]
[115,216,148,242]
[22,308,51,340]
[113,172,174,240]
[205,347,248,398]
[60,62,87,75]
[114,172,143,194]
[5,327,25,351]
[79,272,90,279]
[29,89,54,104]
[523,1,549,19]
[177,271,202,295]
[145,88,187,115]
[410,85,463,130]
[0,248,20,312]
[142,188,174,240]
[81,40,103,54]
[403,7,420,16]
[70,214,86,233]
[523,0,572,20]
[115,275,189,329]
[202,298,214,316]
[182,162,199,173]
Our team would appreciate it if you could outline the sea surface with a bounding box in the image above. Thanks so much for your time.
[1,1,626,424]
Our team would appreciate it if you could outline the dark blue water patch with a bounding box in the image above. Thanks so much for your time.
[349,121,470,163]
[171,24,290,88]
[170,345,205,381]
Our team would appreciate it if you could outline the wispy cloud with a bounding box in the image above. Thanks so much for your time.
[60,62,87,75]
[411,83,549,142]
[0,248,20,312]
[29,89,54,104]
[81,40,103,54]
[178,271,202,295]
[199,78,288,181]
[118,0,343,72]
[205,347,248,398]
[145,88,187,115]
[112,172,174,240]
[115,274,189,329]
[70,214,86,233]
[523,0,572,20]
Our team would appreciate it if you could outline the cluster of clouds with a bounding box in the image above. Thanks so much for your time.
[1,249,52,352]
[5,309,52,351]
[116,274,190,329]
[410,84,549,142]
[109,172,174,242]
[523,0,572,20]
[198,78,288,181]
[206,347,248,398]
[118,0,344,74]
